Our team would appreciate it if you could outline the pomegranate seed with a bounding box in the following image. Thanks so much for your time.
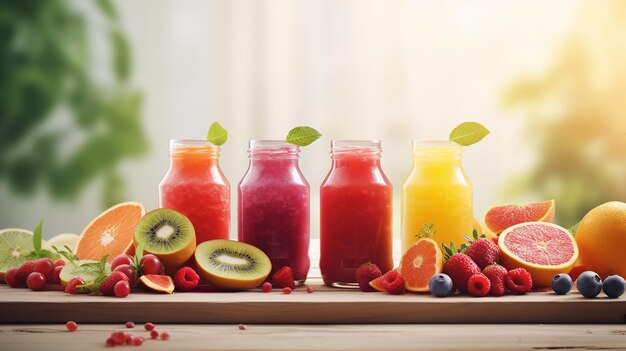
[150,330,159,339]
[111,331,127,345]
[66,321,78,332]
[125,321,135,328]
[132,336,144,346]
[238,324,247,330]
[282,287,292,294]
[261,282,272,293]
[125,333,133,345]
[160,332,170,340]
[105,337,116,347]
[306,286,315,293]
[144,322,155,331]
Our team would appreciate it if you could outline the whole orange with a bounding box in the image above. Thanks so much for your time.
[575,201,626,279]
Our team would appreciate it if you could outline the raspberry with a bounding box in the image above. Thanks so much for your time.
[261,282,272,293]
[482,264,508,296]
[66,321,78,332]
[282,287,292,294]
[466,239,500,269]
[306,286,315,293]
[383,270,405,294]
[443,254,481,293]
[271,266,296,289]
[506,268,533,294]
[355,262,382,292]
[144,322,155,331]
[99,272,129,296]
[150,330,159,339]
[467,273,491,297]
[174,266,200,292]
[16,261,36,284]
[160,332,170,340]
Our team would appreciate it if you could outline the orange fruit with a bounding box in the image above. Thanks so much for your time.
[499,222,578,287]
[484,199,555,235]
[399,238,442,292]
[75,202,145,262]
[575,201,626,279]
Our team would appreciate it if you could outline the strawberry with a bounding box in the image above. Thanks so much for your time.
[271,266,296,289]
[506,268,533,294]
[355,262,382,292]
[466,238,499,269]
[15,261,36,284]
[174,266,200,292]
[482,264,508,296]
[99,272,130,296]
[443,253,481,293]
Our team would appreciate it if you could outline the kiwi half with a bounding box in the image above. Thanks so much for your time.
[194,240,271,290]
[134,208,196,271]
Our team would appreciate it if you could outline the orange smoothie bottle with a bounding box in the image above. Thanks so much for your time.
[401,140,473,254]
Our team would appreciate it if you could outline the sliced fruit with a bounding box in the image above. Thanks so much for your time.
[484,199,555,235]
[498,222,578,287]
[139,274,175,294]
[368,269,405,294]
[0,229,34,281]
[75,202,145,262]
[134,209,196,272]
[399,238,442,292]
[194,240,271,290]
[59,260,112,288]
[575,201,626,279]
[46,233,80,254]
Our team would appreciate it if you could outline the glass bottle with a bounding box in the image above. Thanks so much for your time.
[159,140,230,244]
[320,140,394,288]
[238,140,310,284]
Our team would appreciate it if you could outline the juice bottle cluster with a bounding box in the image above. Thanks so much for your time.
[159,138,474,288]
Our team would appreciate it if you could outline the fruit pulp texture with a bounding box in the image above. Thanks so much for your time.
[238,156,310,282]
[401,142,473,254]
[160,146,230,244]
[320,153,394,286]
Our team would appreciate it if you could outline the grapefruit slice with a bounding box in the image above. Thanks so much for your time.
[498,222,578,287]
[399,238,442,292]
[484,199,555,235]
[0,229,34,280]
[75,202,145,262]
[139,274,174,294]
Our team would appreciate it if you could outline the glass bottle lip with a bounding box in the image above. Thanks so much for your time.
[249,140,299,150]
[412,140,462,158]
[169,139,220,157]
[170,139,219,150]
[248,140,299,158]
[330,139,382,158]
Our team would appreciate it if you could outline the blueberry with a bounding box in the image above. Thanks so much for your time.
[552,273,573,295]
[429,273,453,297]
[576,271,603,298]
[602,275,625,298]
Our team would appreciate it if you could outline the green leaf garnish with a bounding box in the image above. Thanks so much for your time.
[206,122,228,146]
[33,220,43,254]
[53,245,81,268]
[449,122,490,146]
[415,223,437,239]
[285,126,322,147]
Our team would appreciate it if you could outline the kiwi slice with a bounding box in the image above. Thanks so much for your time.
[194,240,271,290]
[134,209,196,271]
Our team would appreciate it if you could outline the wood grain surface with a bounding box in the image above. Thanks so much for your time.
[1,280,625,324]
[1,324,625,351]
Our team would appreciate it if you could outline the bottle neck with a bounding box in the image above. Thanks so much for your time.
[248,140,300,161]
[412,140,463,166]
[169,140,220,168]
[330,140,382,167]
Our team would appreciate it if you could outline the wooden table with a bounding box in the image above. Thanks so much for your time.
[1,280,625,350]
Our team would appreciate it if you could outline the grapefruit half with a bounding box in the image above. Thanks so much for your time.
[498,222,578,287]
[484,199,555,235]
[399,238,442,292]
[75,202,145,262]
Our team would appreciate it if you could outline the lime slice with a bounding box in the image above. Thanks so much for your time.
[59,260,112,287]
[0,228,34,277]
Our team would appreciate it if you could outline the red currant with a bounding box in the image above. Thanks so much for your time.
[150,330,159,339]
[54,260,66,267]
[111,254,133,270]
[114,281,131,298]
[27,272,47,291]
[160,332,170,340]
[111,331,127,345]
[144,322,155,331]
[66,321,78,332]
[141,255,164,275]
[112,264,136,285]
[65,277,85,294]
[306,286,315,293]
[261,282,272,293]
[125,333,133,345]
[125,321,135,328]
[5,267,20,287]
[238,324,247,330]
[105,337,115,348]
[282,287,292,294]
[132,336,144,346]
[34,258,54,278]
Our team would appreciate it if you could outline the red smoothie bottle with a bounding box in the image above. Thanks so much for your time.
[238,140,310,284]
[320,140,394,288]
[159,140,230,244]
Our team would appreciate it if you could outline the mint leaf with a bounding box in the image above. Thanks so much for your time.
[33,220,43,254]
[449,122,490,146]
[206,122,228,146]
[286,126,321,146]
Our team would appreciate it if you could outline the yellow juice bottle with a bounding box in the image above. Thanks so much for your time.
[401,140,473,254]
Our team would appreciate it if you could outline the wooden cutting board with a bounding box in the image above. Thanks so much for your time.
[1,281,624,324]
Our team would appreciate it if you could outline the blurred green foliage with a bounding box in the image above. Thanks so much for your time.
[0,0,147,209]
[502,0,626,227]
